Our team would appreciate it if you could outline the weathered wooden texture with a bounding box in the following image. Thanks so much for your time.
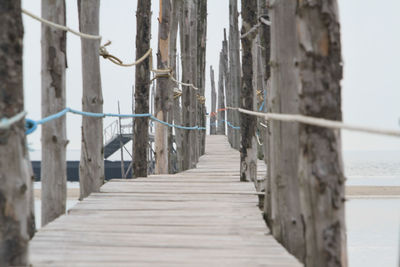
[133,0,152,178]
[228,0,241,149]
[41,0,67,226]
[0,2,35,265]
[217,51,226,135]
[155,0,171,174]
[266,1,305,262]
[240,0,257,182]
[78,0,104,200]
[257,0,270,203]
[170,0,182,173]
[222,29,232,144]
[30,136,301,267]
[197,0,207,156]
[209,66,217,135]
[179,0,191,171]
[296,1,347,266]
[189,0,199,166]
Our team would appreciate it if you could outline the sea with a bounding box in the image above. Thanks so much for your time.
[33,150,400,267]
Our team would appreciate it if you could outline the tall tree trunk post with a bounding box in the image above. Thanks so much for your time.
[189,0,198,166]
[266,0,305,261]
[179,0,191,171]
[222,29,232,143]
[240,0,257,182]
[210,66,217,135]
[41,0,67,225]
[155,0,171,174]
[169,0,181,173]
[78,0,104,200]
[197,0,207,156]
[217,50,226,135]
[258,0,272,234]
[133,0,152,178]
[229,0,241,149]
[0,2,35,264]
[296,2,347,266]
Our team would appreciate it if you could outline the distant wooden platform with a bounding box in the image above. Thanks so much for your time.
[30,135,302,266]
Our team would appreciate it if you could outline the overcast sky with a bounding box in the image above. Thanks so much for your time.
[21,0,400,156]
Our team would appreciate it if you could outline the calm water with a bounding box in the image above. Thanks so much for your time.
[33,151,400,266]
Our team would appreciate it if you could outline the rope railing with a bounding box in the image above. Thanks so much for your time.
[22,8,201,93]
[22,8,102,40]
[25,107,206,135]
[227,107,400,138]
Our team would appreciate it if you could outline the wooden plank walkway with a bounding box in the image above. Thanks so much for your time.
[30,136,302,266]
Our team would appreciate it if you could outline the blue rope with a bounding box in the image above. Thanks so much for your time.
[209,120,240,130]
[25,107,205,135]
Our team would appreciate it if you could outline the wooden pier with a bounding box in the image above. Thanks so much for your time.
[30,136,301,266]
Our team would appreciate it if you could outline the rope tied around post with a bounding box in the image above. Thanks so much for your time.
[0,111,27,130]
[99,41,153,67]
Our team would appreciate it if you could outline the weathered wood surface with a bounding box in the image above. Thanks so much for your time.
[30,136,301,266]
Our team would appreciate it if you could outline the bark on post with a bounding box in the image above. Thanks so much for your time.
[229,0,241,149]
[155,0,171,174]
[210,66,217,135]
[197,0,207,156]
[296,2,347,266]
[258,0,272,236]
[41,0,67,225]
[169,0,181,172]
[240,0,257,182]
[133,0,152,178]
[78,0,104,200]
[0,2,35,265]
[217,51,226,135]
[222,29,231,142]
[189,0,198,166]
[179,0,191,170]
[266,0,305,261]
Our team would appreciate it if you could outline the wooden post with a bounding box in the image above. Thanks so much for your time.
[240,0,257,182]
[169,0,181,173]
[296,1,347,266]
[222,29,232,143]
[258,0,272,233]
[197,0,207,156]
[266,0,305,261]
[217,50,226,135]
[41,0,67,225]
[133,0,152,178]
[229,0,241,149]
[155,0,171,174]
[0,1,35,264]
[210,66,217,135]
[118,102,126,179]
[179,0,191,171]
[78,0,104,200]
[189,0,198,166]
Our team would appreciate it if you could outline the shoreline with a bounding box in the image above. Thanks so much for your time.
[34,186,400,200]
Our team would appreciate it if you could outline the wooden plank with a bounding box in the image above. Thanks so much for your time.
[30,136,302,266]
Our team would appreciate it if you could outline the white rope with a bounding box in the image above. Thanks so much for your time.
[240,17,271,39]
[0,111,27,130]
[228,107,400,138]
[259,17,271,26]
[241,22,261,39]
[22,9,102,40]
[256,133,263,146]
[170,75,199,91]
